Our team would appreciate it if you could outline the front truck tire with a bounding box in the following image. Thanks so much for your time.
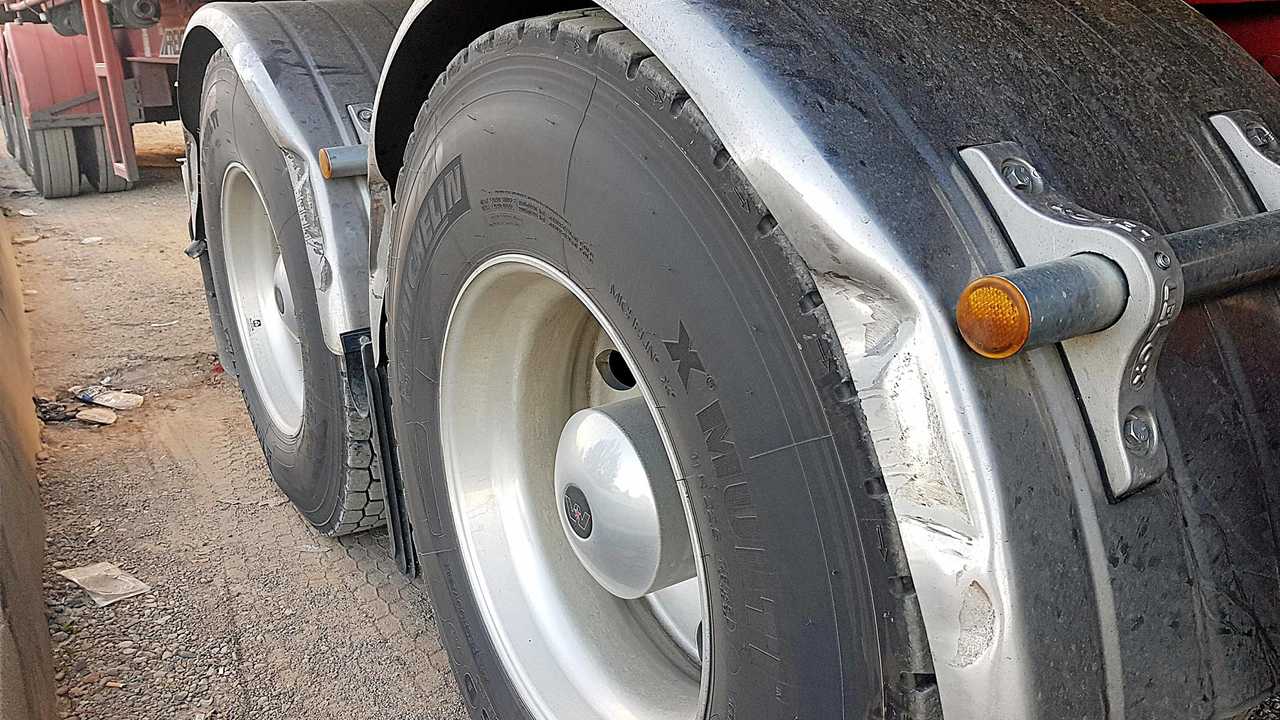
[386,11,936,720]
[198,50,385,536]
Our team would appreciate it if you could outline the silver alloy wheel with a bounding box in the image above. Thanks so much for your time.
[439,255,710,720]
[221,163,304,435]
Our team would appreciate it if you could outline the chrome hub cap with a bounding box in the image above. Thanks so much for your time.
[439,255,708,720]
[554,398,696,600]
[221,164,304,435]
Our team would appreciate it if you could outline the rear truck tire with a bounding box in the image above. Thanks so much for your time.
[8,63,78,199]
[4,51,23,168]
[26,126,79,199]
[198,50,385,536]
[386,11,936,720]
[74,125,133,193]
[2,86,14,158]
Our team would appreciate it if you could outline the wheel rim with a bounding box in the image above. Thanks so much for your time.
[439,255,710,720]
[221,163,304,435]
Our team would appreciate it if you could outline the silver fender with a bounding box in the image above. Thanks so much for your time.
[370,1,1280,718]
[179,0,411,355]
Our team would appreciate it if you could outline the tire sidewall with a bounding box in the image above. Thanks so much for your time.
[198,53,348,529]
[388,32,893,720]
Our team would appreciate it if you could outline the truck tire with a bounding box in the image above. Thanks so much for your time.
[2,87,14,158]
[386,11,936,720]
[75,126,132,193]
[198,50,384,536]
[3,51,22,166]
[26,126,79,199]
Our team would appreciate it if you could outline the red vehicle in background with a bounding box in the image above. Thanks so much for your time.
[0,0,198,196]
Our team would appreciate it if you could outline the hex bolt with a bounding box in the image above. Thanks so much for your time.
[1245,122,1274,149]
[1000,159,1040,193]
[1154,251,1171,270]
[1122,411,1155,456]
[357,108,373,123]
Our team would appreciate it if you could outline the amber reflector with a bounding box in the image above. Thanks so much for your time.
[956,275,1031,359]
[318,148,334,179]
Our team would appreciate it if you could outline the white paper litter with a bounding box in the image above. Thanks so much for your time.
[57,561,151,607]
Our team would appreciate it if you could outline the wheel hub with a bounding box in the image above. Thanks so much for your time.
[438,255,709,720]
[272,255,299,339]
[221,163,304,436]
[554,398,696,600]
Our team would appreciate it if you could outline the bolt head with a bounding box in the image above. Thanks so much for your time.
[1123,412,1155,455]
[1000,159,1041,193]
[1155,251,1171,270]
[1246,123,1274,149]
[357,108,373,123]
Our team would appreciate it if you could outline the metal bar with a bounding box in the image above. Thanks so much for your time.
[3,0,69,12]
[318,144,368,179]
[1006,254,1129,350]
[28,90,97,120]
[80,0,138,182]
[1167,208,1280,303]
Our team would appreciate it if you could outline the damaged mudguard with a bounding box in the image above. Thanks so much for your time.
[178,0,412,356]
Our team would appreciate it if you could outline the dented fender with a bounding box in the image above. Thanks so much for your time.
[179,0,410,354]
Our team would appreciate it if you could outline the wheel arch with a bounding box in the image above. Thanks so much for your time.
[178,0,411,355]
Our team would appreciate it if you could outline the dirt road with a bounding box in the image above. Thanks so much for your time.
[11,124,465,720]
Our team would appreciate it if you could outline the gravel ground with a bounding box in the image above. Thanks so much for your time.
[9,124,467,720]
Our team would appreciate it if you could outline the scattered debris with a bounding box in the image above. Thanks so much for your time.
[72,385,144,411]
[149,320,179,328]
[12,234,39,245]
[57,562,151,607]
[75,407,118,426]
[18,208,37,217]
[80,236,104,245]
[8,188,37,197]
[34,396,74,422]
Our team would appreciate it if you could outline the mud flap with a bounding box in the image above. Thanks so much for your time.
[347,330,418,577]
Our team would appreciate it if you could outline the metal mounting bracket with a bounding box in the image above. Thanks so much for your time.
[347,103,373,144]
[961,142,1184,499]
[1211,110,1280,211]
